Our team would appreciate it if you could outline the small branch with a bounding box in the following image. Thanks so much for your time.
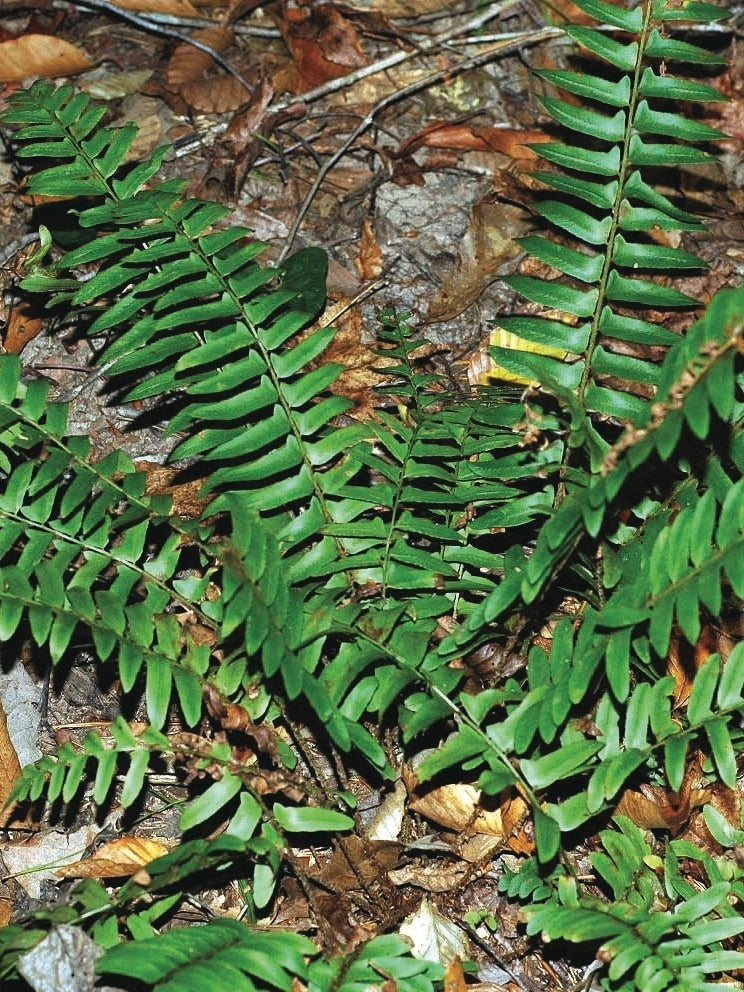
[277,24,561,263]
[63,0,254,97]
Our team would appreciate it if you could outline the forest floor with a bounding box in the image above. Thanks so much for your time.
[0,1,744,990]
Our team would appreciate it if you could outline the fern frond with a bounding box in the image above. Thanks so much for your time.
[493,0,728,426]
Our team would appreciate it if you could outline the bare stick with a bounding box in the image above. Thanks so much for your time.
[276,25,561,264]
[63,0,254,97]
[269,0,526,114]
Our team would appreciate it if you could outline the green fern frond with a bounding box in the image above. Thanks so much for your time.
[495,0,728,426]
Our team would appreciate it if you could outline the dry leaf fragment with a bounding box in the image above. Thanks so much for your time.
[0,36,92,82]
[356,218,384,280]
[616,760,711,834]
[277,3,367,88]
[395,121,549,161]
[399,898,470,965]
[107,0,200,15]
[0,695,23,827]
[165,25,233,87]
[389,862,469,892]
[56,837,170,878]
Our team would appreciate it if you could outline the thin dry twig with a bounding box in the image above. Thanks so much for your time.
[63,0,254,97]
[277,24,561,264]
[269,0,526,113]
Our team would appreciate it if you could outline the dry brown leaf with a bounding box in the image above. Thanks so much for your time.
[135,460,209,518]
[668,620,741,708]
[0,898,12,927]
[277,3,367,89]
[389,862,469,892]
[356,218,383,281]
[427,200,527,324]
[56,837,170,879]
[616,761,711,834]
[408,781,504,836]
[107,0,200,16]
[165,25,233,87]
[0,695,23,828]
[0,35,92,82]
[3,300,44,355]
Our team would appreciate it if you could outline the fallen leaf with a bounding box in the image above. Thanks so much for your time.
[399,898,470,964]
[367,779,407,842]
[389,861,469,892]
[0,695,23,827]
[616,761,710,834]
[469,326,569,388]
[354,217,384,281]
[56,837,170,878]
[3,825,96,898]
[108,0,200,15]
[277,3,367,89]
[0,36,92,82]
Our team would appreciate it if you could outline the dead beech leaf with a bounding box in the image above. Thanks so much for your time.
[0,35,92,82]
[0,695,23,827]
[165,25,233,87]
[56,837,170,878]
[395,122,549,160]
[399,898,470,965]
[278,4,366,88]
[389,862,469,892]
[616,769,711,834]
[427,200,527,324]
[3,300,44,355]
[356,218,383,281]
[107,0,200,15]
[408,781,506,836]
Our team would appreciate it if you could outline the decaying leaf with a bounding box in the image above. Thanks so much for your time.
[399,897,470,965]
[356,217,384,281]
[108,0,200,13]
[277,3,367,89]
[0,35,92,82]
[367,778,406,841]
[468,326,569,388]
[407,773,531,854]
[426,200,527,324]
[0,695,23,827]
[616,761,711,834]
[56,837,170,879]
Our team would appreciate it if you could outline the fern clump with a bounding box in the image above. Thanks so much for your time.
[0,0,741,989]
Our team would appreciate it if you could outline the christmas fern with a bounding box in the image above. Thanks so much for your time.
[0,0,741,989]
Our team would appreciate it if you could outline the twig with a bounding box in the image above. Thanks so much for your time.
[277,24,561,264]
[268,0,526,114]
[63,0,254,98]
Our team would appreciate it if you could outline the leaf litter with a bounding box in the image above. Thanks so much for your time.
[0,2,743,991]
